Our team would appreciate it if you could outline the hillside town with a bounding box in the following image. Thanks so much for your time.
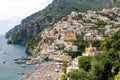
[23,7,120,80]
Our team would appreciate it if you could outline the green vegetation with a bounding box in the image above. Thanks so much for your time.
[57,45,65,50]
[113,24,120,29]
[83,20,92,23]
[64,50,81,58]
[60,74,67,80]
[100,29,120,51]
[7,0,120,55]
[95,20,107,28]
[109,0,120,8]
[115,74,120,80]
[75,34,86,51]
[67,30,120,80]
[67,69,89,80]
[97,12,118,21]
[12,32,20,43]
[26,33,42,52]
[78,56,92,72]
[92,40,101,50]
[62,60,68,73]
[6,0,111,46]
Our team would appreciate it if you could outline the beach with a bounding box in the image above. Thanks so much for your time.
[22,60,62,80]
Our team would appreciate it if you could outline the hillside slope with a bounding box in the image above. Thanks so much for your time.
[6,0,110,44]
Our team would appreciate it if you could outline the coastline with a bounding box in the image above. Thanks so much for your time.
[22,60,62,80]
[0,36,35,80]
[21,64,39,80]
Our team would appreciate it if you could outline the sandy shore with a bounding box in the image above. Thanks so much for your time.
[21,61,62,80]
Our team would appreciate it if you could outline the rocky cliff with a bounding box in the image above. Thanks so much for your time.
[7,0,120,54]
[6,0,110,44]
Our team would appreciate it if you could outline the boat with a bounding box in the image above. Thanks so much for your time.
[15,60,26,64]
[26,61,33,65]
[14,56,32,61]
[17,72,26,75]
[20,65,26,67]
[14,56,32,64]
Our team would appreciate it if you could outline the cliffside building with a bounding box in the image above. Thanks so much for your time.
[82,44,96,56]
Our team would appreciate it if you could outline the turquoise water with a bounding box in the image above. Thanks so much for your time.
[0,36,35,80]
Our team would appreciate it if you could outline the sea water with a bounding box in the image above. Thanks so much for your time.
[0,36,35,80]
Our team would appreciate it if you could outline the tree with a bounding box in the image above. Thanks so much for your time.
[95,20,107,28]
[65,50,80,58]
[92,40,101,50]
[100,37,113,50]
[115,74,120,80]
[90,61,104,80]
[78,56,92,71]
[67,69,89,80]
[67,29,120,80]
[62,60,68,73]
[60,74,67,80]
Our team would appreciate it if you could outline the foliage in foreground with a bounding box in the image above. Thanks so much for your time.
[67,30,120,80]
[115,74,120,80]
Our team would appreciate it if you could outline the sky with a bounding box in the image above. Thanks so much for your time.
[0,0,53,35]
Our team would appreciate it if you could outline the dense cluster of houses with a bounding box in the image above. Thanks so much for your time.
[40,8,120,61]
[32,8,120,77]
[36,7,120,75]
